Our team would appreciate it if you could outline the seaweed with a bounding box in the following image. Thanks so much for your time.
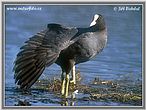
[21,71,142,106]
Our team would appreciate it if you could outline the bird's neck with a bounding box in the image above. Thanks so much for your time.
[80,26,105,33]
[89,24,106,32]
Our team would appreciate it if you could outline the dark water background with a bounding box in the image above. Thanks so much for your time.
[5,5,142,106]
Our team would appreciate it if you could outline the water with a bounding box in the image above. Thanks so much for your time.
[4,5,142,106]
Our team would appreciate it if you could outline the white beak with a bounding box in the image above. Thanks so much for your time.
[90,14,99,27]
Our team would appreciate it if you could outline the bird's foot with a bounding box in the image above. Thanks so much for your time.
[61,91,69,99]
[70,79,76,85]
[61,94,68,98]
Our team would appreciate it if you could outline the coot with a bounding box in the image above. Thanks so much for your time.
[14,14,107,97]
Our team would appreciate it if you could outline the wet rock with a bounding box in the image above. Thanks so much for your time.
[92,77,119,88]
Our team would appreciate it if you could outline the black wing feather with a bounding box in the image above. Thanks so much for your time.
[14,24,78,89]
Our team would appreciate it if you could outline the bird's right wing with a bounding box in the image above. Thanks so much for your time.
[13,24,78,89]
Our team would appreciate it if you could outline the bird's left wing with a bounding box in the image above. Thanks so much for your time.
[13,24,78,89]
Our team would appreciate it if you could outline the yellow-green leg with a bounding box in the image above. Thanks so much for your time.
[61,78,65,95]
[61,72,70,98]
[65,74,69,97]
[70,65,76,85]
[61,60,75,98]
[61,72,65,95]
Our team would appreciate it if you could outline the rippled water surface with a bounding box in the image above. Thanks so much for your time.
[5,4,142,106]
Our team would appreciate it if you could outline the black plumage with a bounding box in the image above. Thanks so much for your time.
[13,14,107,94]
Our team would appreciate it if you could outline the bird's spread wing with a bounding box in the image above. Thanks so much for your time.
[14,24,78,89]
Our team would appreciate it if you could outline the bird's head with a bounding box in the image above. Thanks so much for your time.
[90,14,106,30]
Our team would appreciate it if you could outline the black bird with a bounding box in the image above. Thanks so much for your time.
[13,14,107,97]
